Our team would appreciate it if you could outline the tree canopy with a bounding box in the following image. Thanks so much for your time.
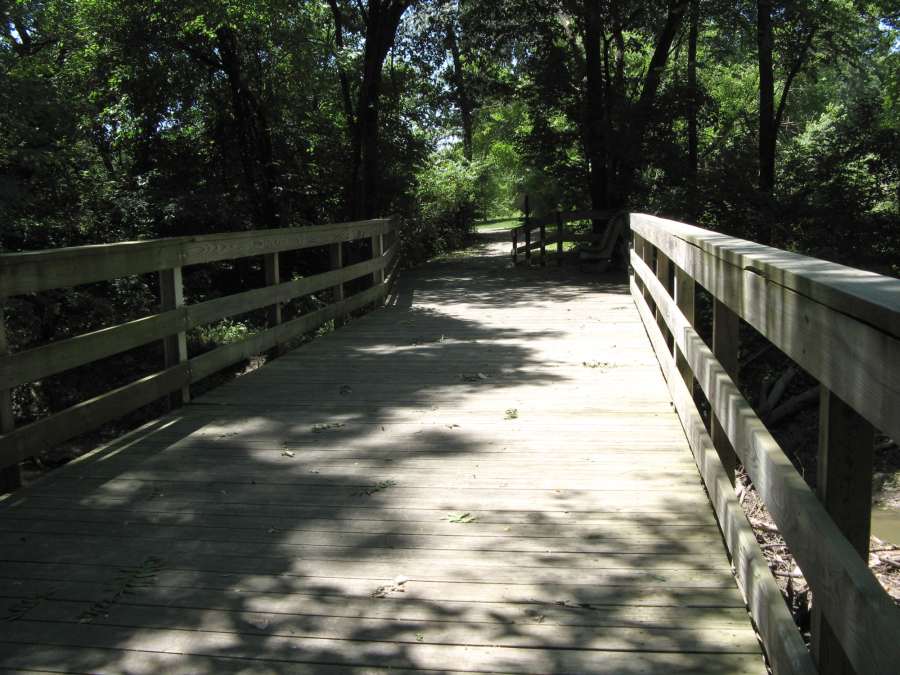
[1,0,897,268]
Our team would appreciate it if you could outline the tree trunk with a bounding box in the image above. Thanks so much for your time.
[347,0,411,220]
[687,0,699,177]
[446,22,474,161]
[757,0,776,195]
[217,26,282,228]
[582,0,609,231]
[614,0,689,206]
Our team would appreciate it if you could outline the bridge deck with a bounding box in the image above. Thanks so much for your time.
[0,243,765,674]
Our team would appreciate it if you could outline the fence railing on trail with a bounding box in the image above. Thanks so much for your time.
[629,213,900,675]
[510,209,627,267]
[0,217,400,491]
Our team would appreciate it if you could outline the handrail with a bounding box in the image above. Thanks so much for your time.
[628,213,900,675]
[510,209,623,266]
[0,217,400,482]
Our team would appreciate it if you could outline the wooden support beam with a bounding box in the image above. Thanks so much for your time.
[0,308,20,490]
[674,267,696,393]
[711,298,739,484]
[263,252,282,328]
[329,242,344,304]
[264,252,284,355]
[524,223,532,264]
[811,388,875,675]
[330,241,345,327]
[159,267,189,406]
[511,229,518,264]
[372,233,384,286]
[655,252,673,352]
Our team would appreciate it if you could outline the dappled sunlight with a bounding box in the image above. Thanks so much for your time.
[0,246,765,673]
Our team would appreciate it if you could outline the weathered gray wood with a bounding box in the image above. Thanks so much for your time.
[0,364,190,468]
[0,218,393,297]
[631,248,900,675]
[631,213,900,339]
[329,241,344,304]
[372,232,384,286]
[0,309,185,390]
[0,307,19,491]
[524,215,532,263]
[811,389,876,675]
[189,284,384,382]
[0,242,764,674]
[655,250,674,351]
[263,252,282,328]
[674,266,696,391]
[631,275,817,675]
[160,267,189,406]
[0,255,388,390]
[712,298,739,485]
[630,213,900,445]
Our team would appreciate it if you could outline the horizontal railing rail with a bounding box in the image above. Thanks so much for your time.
[511,209,625,266]
[0,217,400,487]
[628,213,900,675]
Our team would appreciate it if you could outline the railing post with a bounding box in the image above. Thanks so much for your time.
[159,267,189,406]
[640,236,655,310]
[524,195,531,265]
[264,252,284,354]
[811,389,874,675]
[264,252,282,328]
[556,211,563,267]
[711,299,739,484]
[0,308,21,493]
[372,231,384,286]
[674,267,695,393]
[512,228,518,264]
[654,251,673,351]
[524,221,532,265]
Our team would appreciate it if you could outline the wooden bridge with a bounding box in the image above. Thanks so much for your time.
[0,215,898,674]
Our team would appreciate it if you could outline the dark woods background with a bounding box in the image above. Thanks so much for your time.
[1,1,898,460]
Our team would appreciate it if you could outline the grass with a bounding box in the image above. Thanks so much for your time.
[474,219,522,232]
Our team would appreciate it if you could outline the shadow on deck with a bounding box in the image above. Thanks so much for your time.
[0,243,764,673]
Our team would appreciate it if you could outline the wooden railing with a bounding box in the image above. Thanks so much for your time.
[511,209,627,266]
[628,213,899,675]
[0,217,400,490]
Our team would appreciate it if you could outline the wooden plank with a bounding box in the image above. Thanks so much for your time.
[0,309,185,390]
[372,231,384,286]
[630,213,900,339]
[185,255,385,329]
[263,252,282,328]
[631,248,900,675]
[0,241,767,674]
[189,284,384,382]
[811,389,876,675]
[0,256,385,390]
[0,308,18,492]
[0,364,190,469]
[674,267,696,391]
[711,297,739,484]
[0,218,393,297]
[632,275,817,675]
[329,241,344,304]
[655,250,673,349]
[0,622,767,674]
[160,267,189,406]
[631,213,900,445]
